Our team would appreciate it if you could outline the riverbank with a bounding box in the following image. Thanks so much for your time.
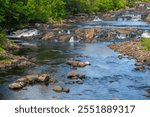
[0,38,34,72]
[108,40,150,71]
[1,1,150,74]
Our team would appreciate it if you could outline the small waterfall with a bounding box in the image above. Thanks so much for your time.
[7,29,39,38]
[117,14,141,21]
[131,15,141,21]
[118,17,123,21]
[141,30,150,38]
[69,36,75,43]
[67,30,71,34]
[93,16,103,22]
[116,34,128,39]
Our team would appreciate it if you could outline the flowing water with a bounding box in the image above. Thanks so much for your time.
[0,14,150,100]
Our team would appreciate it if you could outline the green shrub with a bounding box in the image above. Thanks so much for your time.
[141,38,150,51]
[0,32,5,53]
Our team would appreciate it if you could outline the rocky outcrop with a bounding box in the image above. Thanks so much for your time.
[145,14,150,23]
[101,13,116,21]
[110,28,138,34]
[0,55,35,71]
[41,32,55,40]
[8,74,56,90]
[58,35,72,42]
[67,60,90,67]
[74,27,102,40]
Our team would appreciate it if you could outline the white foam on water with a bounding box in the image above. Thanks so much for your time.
[93,16,103,22]
[69,36,75,43]
[7,29,39,38]
[141,30,150,38]
[116,34,128,39]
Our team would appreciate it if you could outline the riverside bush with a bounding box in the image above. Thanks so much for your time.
[141,38,150,51]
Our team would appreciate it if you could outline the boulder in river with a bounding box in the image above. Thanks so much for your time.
[52,86,70,93]
[58,35,72,42]
[41,32,55,40]
[25,75,39,84]
[8,82,26,89]
[67,71,79,79]
[74,27,102,40]
[67,71,86,79]
[52,86,63,92]
[145,14,150,23]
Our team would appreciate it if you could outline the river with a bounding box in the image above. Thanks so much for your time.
[0,14,150,100]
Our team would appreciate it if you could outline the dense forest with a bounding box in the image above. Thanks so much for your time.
[0,0,150,52]
[0,0,150,28]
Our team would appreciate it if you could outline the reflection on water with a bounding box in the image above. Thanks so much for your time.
[0,42,150,100]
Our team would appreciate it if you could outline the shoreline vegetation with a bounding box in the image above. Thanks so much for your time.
[0,0,150,71]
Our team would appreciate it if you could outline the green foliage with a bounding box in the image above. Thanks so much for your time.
[65,0,127,13]
[0,32,5,53]
[141,38,150,51]
[0,0,149,29]
[0,0,66,28]
[127,0,150,7]
[0,59,13,63]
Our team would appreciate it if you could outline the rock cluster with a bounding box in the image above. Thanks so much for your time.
[8,74,57,89]
[0,56,35,71]
[108,40,150,71]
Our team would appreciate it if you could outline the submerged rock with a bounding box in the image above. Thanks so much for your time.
[49,78,58,84]
[67,60,90,67]
[118,55,124,59]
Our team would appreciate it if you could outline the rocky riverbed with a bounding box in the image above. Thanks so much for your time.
[108,40,150,71]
